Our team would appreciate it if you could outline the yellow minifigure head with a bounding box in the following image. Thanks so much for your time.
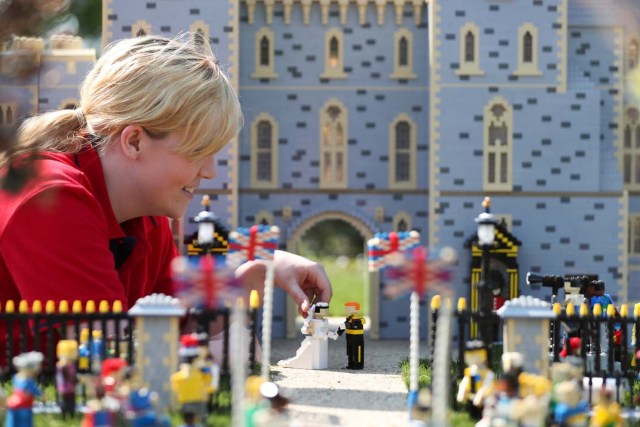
[80,328,89,344]
[57,340,79,363]
[245,375,266,403]
[463,340,488,367]
[92,330,103,340]
[344,301,360,316]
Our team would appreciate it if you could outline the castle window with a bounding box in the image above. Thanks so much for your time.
[514,24,542,76]
[251,113,279,188]
[189,21,211,48]
[624,107,640,189]
[630,214,640,255]
[254,210,274,226]
[483,98,513,191]
[251,28,278,80]
[0,104,16,127]
[391,29,416,80]
[131,20,152,38]
[320,100,348,188]
[321,29,347,79]
[456,23,483,76]
[392,212,412,232]
[389,114,417,189]
[629,39,639,71]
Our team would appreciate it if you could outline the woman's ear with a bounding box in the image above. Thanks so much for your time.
[119,125,145,159]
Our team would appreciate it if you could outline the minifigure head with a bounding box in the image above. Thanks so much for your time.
[100,358,128,391]
[315,302,329,318]
[179,334,200,365]
[92,330,103,340]
[260,382,289,413]
[501,352,523,374]
[80,328,89,344]
[245,375,266,403]
[555,381,583,407]
[57,339,79,362]
[13,352,43,378]
[463,340,488,367]
[344,301,360,316]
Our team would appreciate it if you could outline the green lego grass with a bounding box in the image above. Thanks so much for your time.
[314,256,368,317]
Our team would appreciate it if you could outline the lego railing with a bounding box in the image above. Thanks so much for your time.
[429,295,640,407]
[0,298,258,387]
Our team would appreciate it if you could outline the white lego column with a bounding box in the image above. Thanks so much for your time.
[261,261,275,380]
[230,299,247,427]
[409,291,420,405]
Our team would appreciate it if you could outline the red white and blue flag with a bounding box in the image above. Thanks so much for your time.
[383,246,454,299]
[226,225,280,266]
[171,255,239,309]
[367,231,420,272]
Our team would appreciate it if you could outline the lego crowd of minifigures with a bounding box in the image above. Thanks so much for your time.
[0,326,290,427]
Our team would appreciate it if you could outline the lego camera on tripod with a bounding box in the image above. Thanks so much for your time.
[526,272,594,306]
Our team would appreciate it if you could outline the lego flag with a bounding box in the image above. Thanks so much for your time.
[383,246,455,299]
[367,231,420,272]
[227,225,280,266]
[171,255,240,309]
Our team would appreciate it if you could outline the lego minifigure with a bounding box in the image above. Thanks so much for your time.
[5,352,43,427]
[590,388,622,427]
[56,339,79,419]
[277,302,337,370]
[171,334,209,426]
[126,388,171,427]
[78,328,91,374]
[336,301,366,370]
[553,380,588,427]
[91,330,105,374]
[194,332,220,413]
[252,381,290,427]
[456,341,494,419]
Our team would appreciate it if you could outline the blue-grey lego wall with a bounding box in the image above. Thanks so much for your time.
[105,0,237,232]
[238,1,430,338]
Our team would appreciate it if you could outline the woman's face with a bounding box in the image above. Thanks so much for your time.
[137,130,215,219]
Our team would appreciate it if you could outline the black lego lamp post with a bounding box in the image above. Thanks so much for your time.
[475,196,497,345]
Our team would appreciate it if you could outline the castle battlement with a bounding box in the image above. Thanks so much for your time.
[243,0,426,27]
[49,34,84,50]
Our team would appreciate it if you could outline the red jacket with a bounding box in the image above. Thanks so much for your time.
[0,147,177,360]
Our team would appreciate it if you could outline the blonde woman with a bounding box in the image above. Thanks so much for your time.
[0,35,331,338]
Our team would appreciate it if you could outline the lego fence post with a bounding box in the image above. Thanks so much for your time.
[497,295,555,377]
[128,293,186,409]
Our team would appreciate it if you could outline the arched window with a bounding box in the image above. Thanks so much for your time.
[399,37,408,66]
[391,29,416,80]
[252,28,278,80]
[484,98,513,191]
[260,36,270,66]
[389,114,417,189]
[465,31,475,62]
[257,121,272,181]
[629,39,639,71]
[329,37,339,67]
[131,20,151,38]
[395,122,411,182]
[456,23,483,76]
[393,212,412,232]
[251,113,279,188]
[523,31,533,63]
[0,104,16,127]
[254,210,274,226]
[515,24,542,76]
[320,101,348,188]
[624,107,640,188]
[189,21,210,47]
[630,215,640,255]
[321,29,347,79]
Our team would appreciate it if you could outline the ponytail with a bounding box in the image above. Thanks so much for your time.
[1,108,86,169]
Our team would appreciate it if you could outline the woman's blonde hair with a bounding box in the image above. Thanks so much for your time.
[5,33,242,166]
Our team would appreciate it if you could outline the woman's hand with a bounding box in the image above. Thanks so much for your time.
[234,250,333,317]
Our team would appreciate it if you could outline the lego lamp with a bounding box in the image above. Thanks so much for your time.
[194,195,217,250]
